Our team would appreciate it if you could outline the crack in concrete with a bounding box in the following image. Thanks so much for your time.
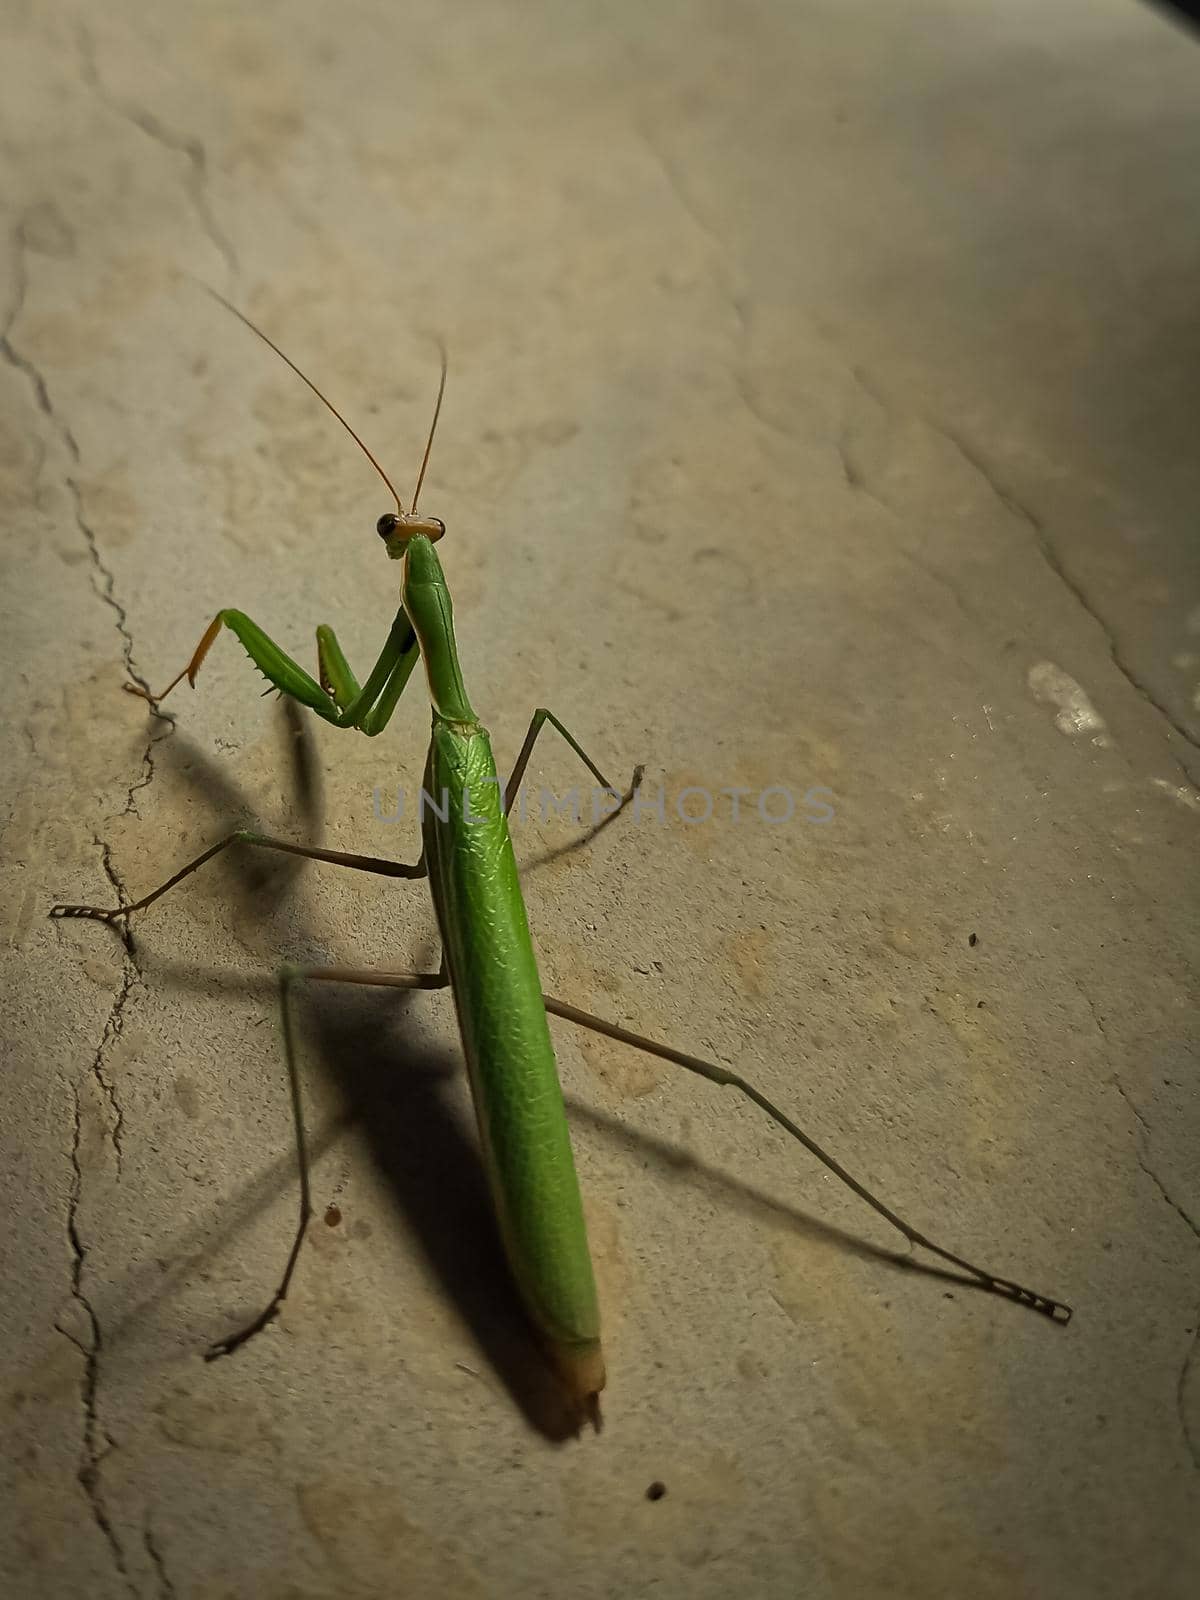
[84,833,143,1171]
[637,119,783,446]
[5,212,167,1582]
[899,543,976,627]
[143,1516,176,1599]
[928,417,1200,787]
[1111,1073,1200,1242]
[65,473,175,818]
[1089,989,1200,1473]
[1178,1325,1200,1475]
[62,1079,131,1589]
[638,119,722,254]
[5,217,151,1172]
[76,24,238,286]
[2,214,175,819]
[1,217,80,458]
[840,366,1199,790]
[1085,987,1199,1240]
[834,422,978,625]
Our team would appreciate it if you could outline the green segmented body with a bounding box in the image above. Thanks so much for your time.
[403,534,604,1400]
[163,530,605,1400]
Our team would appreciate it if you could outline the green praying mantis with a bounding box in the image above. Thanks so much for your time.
[50,297,1071,1431]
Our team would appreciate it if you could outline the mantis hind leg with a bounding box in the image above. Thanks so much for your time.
[542,994,1073,1325]
[201,965,1071,1359]
[207,963,448,1359]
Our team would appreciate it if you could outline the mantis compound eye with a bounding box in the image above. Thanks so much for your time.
[377,513,400,537]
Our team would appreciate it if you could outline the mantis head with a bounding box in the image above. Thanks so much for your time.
[377,510,446,558]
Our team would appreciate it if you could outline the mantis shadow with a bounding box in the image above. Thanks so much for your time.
[299,978,590,1438]
[110,701,1049,1443]
[121,701,580,1439]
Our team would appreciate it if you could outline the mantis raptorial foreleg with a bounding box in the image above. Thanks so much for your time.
[127,606,420,735]
[313,624,361,709]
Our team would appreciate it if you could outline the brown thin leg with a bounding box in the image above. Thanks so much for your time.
[207,964,448,1360]
[502,705,643,823]
[50,831,426,925]
[542,994,1073,1324]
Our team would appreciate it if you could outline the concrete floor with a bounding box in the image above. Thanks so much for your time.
[2,1,1198,1595]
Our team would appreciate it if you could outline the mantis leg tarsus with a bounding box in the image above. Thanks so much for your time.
[122,607,421,733]
[49,830,427,924]
[542,994,1073,1325]
[123,612,225,704]
[49,902,128,927]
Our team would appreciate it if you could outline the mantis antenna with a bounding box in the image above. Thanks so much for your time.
[201,285,409,516]
[411,340,447,513]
